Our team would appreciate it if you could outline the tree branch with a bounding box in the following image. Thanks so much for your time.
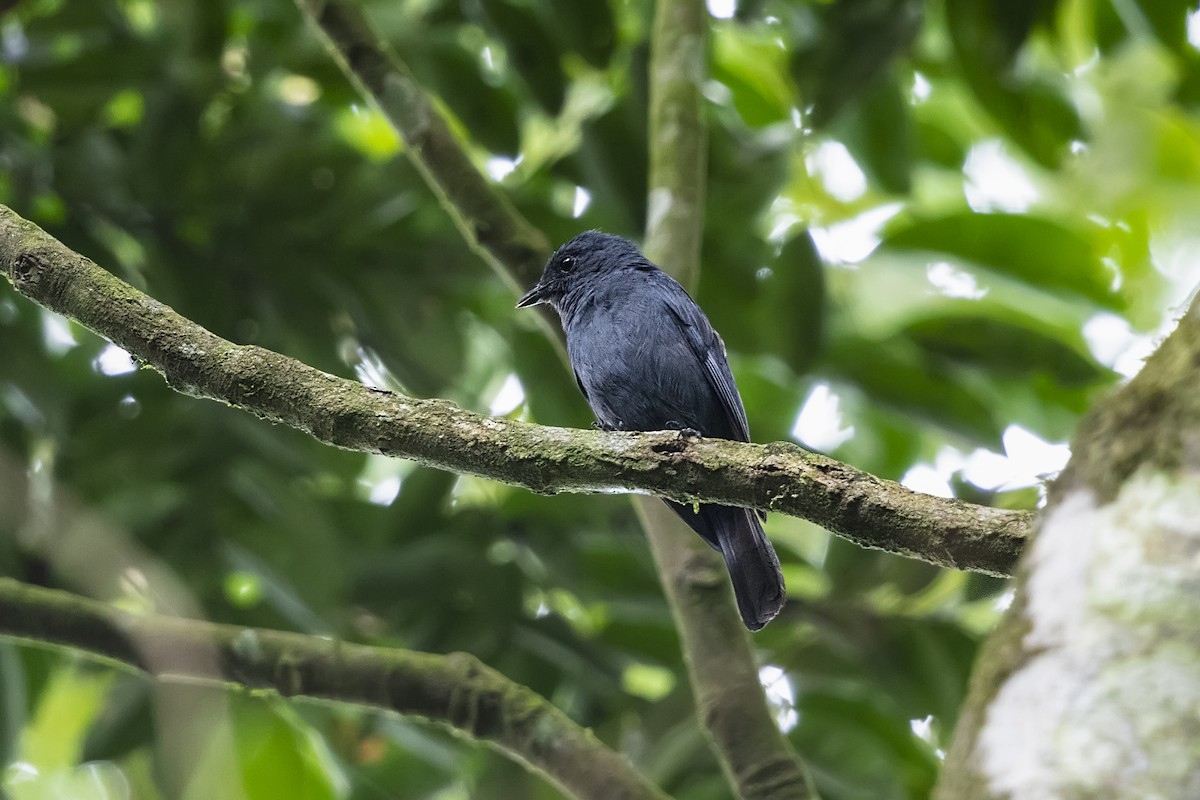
[291,0,570,362]
[0,579,666,800]
[0,204,1029,576]
[640,2,816,798]
[644,0,708,290]
[293,0,549,291]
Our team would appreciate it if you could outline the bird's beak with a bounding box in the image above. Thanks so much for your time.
[516,282,549,309]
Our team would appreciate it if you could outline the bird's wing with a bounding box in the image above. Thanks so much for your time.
[573,368,590,404]
[661,282,752,444]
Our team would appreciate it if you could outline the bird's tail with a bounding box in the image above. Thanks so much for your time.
[666,501,786,630]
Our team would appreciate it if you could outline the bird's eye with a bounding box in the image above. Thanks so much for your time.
[560,256,575,272]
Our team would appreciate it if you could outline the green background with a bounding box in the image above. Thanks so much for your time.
[2,0,1198,797]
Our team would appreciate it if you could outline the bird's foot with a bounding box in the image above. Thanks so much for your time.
[669,425,702,440]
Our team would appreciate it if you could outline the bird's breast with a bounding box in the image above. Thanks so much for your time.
[563,296,715,433]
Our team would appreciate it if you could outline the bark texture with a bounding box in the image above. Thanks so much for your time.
[936,300,1200,798]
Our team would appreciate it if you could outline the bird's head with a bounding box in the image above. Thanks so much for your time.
[516,230,647,310]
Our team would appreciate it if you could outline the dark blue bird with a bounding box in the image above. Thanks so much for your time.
[517,230,785,630]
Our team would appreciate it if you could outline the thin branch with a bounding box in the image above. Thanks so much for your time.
[291,0,569,361]
[641,3,815,798]
[293,0,548,291]
[644,0,708,291]
[634,500,816,799]
[0,579,666,800]
[0,204,1029,575]
[286,7,819,793]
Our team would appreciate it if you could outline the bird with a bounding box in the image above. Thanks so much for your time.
[516,230,785,630]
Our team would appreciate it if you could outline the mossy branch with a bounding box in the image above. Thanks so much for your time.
[0,579,667,800]
[293,0,549,291]
[291,0,569,360]
[0,204,1030,576]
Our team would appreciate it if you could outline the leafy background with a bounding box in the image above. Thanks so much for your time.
[2,0,1199,798]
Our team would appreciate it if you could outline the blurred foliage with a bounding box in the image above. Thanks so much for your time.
[1,0,1198,798]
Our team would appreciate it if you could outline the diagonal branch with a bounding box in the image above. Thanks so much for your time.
[0,204,1029,576]
[0,579,667,800]
[638,2,816,798]
[291,0,570,362]
[293,0,549,291]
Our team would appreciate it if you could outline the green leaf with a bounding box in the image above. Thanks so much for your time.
[234,700,344,800]
[473,0,566,113]
[15,665,115,771]
[835,77,914,194]
[761,231,825,374]
[882,213,1121,308]
[4,665,121,800]
[826,336,1002,444]
[181,697,343,800]
[944,0,1081,167]
[711,21,796,128]
[902,311,1108,386]
[621,662,676,701]
[333,107,402,163]
[788,0,924,127]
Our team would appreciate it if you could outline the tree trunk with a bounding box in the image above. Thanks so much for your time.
[935,297,1200,798]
